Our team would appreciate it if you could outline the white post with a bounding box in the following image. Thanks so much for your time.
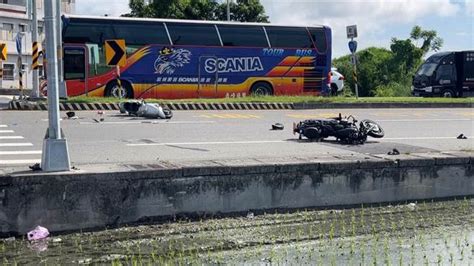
[41,0,70,172]
[30,0,40,98]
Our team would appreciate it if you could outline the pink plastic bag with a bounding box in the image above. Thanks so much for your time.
[27,226,50,241]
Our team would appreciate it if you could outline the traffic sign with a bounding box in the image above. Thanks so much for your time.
[346,25,358,39]
[348,40,357,53]
[350,55,357,65]
[105,39,126,67]
[0,43,6,60]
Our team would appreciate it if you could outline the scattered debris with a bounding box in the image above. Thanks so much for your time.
[246,212,255,219]
[29,163,42,171]
[27,225,50,241]
[119,100,173,119]
[387,148,400,155]
[27,239,48,252]
[2,237,15,242]
[406,202,416,211]
[66,111,76,118]
[271,123,284,130]
[457,134,467,139]
[52,238,62,243]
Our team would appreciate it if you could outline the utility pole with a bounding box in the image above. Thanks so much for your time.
[30,0,40,98]
[226,0,230,21]
[41,0,70,172]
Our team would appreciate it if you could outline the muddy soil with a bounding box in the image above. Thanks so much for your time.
[1,198,473,265]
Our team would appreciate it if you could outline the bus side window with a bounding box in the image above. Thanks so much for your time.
[87,44,99,76]
[265,26,313,49]
[64,48,86,80]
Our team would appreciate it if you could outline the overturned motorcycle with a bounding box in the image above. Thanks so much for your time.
[119,100,173,119]
[293,113,384,144]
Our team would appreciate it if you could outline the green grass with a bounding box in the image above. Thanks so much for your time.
[59,96,474,104]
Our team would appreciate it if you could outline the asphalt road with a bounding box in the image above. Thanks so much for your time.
[0,108,472,169]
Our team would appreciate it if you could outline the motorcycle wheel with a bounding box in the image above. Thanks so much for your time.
[303,127,322,140]
[163,108,173,119]
[361,119,384,138]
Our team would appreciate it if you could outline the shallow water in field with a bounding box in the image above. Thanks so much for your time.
[1,199,473,265]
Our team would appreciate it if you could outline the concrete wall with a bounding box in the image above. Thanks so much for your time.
[0,154,472,235]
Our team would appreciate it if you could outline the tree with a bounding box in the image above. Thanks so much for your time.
[390,25,443,75]
[409,25,443,54]
[215,0,269,22]
[333,47,393,97]
[123,0,269,22]
[333,26,444,97]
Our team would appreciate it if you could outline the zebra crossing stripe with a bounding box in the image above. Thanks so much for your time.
[0,150,42,155]
[0,143,33,147]
[0,136,24,139]
[0,159,41,165]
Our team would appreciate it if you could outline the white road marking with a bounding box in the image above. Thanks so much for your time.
[0,136,24,140]
[127,140,285,146]
[0,143,34,147]
[0,130,14,133]
[377,119,471,122]
[127,136,473,147]
[382,136,473,140]
[79,121,216,125]
[0,125,7,128]
[0,159,41,165]
[0,150,42,155]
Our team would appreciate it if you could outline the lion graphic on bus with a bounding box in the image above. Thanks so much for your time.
[154,47,192,74]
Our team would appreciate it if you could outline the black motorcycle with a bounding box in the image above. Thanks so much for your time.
[293,113,384,144]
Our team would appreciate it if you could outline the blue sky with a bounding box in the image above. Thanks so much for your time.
[76,0,473,58]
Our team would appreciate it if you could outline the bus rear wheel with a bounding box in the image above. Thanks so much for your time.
[250,82,273,97]
[105,80,134,99]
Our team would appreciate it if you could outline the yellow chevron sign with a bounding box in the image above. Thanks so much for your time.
[0,43,7,61]
[105,39,126,66]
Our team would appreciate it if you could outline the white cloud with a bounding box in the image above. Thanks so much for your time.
[75,0,130,17]
[466,0,474,15]
[261,0,462,57]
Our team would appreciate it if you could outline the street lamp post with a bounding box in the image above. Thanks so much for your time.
[41,0,70,172]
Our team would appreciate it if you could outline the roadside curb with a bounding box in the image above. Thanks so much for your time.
[7,100,472,111]
[293,102,474,109]
[8,101,294,111]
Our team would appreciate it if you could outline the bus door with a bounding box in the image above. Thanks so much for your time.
[198,56,218,98]
[63,45,89,96]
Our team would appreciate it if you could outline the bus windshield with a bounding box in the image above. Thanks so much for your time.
[61,15,332,99]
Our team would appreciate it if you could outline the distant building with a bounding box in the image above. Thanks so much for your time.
[0,0,75,92]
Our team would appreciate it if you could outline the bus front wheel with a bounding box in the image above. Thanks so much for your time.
[250,82,273,97]
[105,80,134,99]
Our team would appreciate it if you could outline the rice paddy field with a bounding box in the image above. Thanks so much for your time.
[1,198,473,265]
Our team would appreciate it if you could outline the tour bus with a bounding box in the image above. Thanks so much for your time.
[58,15,332,99]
